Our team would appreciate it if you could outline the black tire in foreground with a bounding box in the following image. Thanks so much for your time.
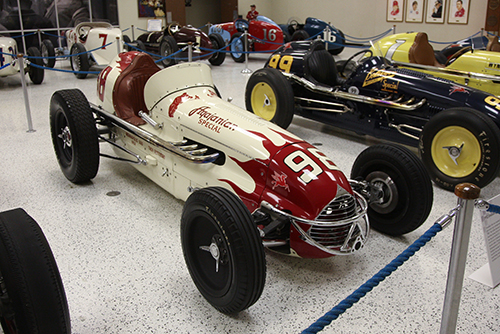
[159,35,179,67]
[50,89,100,183]
[245,68,295,129]
[208,33,226,66]
[181,187,266,314]
[26,46,44,84]
[70,42,90,79]
[41,39,56,68]
[230,32,246,63]
[419,107,500,191]
[351,143,433,235]
[0,208,70,334]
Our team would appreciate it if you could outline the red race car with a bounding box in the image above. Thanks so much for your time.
[209,15,286,62]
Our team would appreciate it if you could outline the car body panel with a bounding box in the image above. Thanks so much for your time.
[137,25,215,60]
[0,37,20,77]
[371,32,500,96]
[209,15,284,52]
[96,52,366,258]
[66,23,123,66]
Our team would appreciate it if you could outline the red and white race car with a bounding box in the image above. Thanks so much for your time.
[49,51,433,313]
[0,36,44,84]
[66,22,125,79]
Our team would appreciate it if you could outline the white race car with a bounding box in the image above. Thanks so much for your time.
[65,22,124,79]
[49,51,433,313]
[0,36,44,84]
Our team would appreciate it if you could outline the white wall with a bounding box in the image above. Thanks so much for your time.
[117,0,488,46]
[267,0,488,47]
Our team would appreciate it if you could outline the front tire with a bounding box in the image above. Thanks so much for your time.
[50,89,99,183]
[181,187,266,314]
[419,107,500,191]
[230,32,246,63]
[159,35,178,67]
[26,46,44,84]
[0,208,70,334]
[208,33,226,66]
[351,144,433,235]
[70,42,90,79]
[245,68,295,129]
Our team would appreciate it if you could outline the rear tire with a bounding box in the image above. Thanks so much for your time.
[245,68,295,129]
[41,39,56,68]
[0,208,70,334]
[50,89,100,183]
[26,47,44,84]
[351,144,433,235]
[181,187,266,314]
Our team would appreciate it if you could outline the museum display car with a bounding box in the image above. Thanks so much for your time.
[209,15,286,62]
[369,32,500,96]
[66,21,125,79]
[281,17,346,55]
[0,36,44,84]
[245,40,500,191]
[49,51,433,313]
[128,22,226,68]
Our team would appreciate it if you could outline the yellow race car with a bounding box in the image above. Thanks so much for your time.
[370,32,500,96]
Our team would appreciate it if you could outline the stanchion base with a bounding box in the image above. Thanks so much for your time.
[26,129,36,133]
[241,68,253,74]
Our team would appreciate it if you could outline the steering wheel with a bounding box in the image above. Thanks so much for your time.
[445,46,471,66]
[288,19,299,31]
[167,23,180,36]
[339,49,373,78]
[234,19,249,31]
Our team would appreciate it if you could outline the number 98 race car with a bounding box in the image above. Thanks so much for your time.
[49,51,432,313]
[246,40,500,191]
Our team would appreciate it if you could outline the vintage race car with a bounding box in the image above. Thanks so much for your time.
[281,17,346,55]
[0,36,44,84]
[129,22,226,68]
[245,40,500,191]
[209,15,285,62]
[49,51,432,313]
[370,32,500,96]
[66,22,125,79]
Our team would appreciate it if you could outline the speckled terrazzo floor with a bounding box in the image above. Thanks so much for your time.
[0,49,499,334]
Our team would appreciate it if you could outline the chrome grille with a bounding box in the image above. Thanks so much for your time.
[316,194,357,221]
[306,190,366,251]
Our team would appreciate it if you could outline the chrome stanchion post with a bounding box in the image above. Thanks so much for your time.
[324,25,330,50]
[131,25,135,41]
[17,54,35,133]
[241,29,252,74]
[37,29,42,47]
[393,24,396,34]
[116,36,121,54]
[440,183,480,334]
[188,42,193,62]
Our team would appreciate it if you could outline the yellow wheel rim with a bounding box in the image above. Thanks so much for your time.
[250,82,277,121]
[431,126,481,178]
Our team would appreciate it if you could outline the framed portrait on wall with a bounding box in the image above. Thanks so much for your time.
[387,0,404,22]
[426,0,446,23]
[406,0,425,22]
[448,0,470,24]
[138,0,165,18]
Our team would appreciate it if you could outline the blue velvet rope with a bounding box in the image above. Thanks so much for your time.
[302,223,443,334]
[487,203,500,214]
[0,63,11,70]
